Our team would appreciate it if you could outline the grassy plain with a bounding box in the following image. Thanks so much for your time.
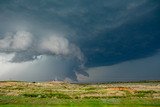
[0,81,160,107]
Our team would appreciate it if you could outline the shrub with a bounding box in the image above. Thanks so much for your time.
[22,93,71,99]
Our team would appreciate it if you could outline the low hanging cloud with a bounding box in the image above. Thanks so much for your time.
[0,31,84,62]
[40,36,84,63]
[0,31,87,81]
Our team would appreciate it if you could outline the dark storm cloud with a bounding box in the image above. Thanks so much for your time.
[0,0,160,81]
[80,52,160,83]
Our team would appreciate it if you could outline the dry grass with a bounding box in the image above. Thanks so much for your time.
[0,81,160,98]
[0,81,160,105]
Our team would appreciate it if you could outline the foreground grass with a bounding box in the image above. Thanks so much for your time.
[0,81,160,106]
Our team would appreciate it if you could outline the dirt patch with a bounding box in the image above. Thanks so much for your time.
[106,87,136,93]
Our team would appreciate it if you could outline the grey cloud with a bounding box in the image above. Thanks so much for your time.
[0,30,86,81]
[0,31,84,63]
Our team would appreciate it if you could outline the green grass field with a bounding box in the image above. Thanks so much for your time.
[0,81,160,107]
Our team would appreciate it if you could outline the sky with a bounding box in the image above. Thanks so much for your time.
[0,0,160,82]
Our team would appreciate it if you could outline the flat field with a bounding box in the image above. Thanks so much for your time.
[0,81,160,107]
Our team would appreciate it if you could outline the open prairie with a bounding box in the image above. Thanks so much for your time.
[0,81,160,107]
